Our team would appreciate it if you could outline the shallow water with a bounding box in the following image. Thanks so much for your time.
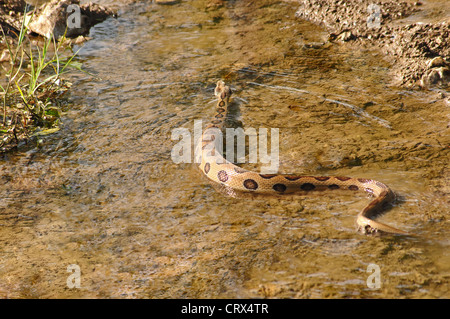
[0,0,448,298]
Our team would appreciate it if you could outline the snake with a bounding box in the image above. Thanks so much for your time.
[197,80,408,235]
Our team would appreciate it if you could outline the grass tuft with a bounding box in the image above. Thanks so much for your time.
[0,9,86,152]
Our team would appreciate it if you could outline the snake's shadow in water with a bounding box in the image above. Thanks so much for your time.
[220,88,245,160]
[224,89,243,129]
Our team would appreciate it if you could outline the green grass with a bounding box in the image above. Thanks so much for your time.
[0,9,85,151]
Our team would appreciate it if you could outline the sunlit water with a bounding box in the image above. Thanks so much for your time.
[0,0,448,298]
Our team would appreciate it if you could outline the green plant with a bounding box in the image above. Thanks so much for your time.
[0,9,85,151]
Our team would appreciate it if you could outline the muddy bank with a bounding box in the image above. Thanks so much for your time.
[295,0,449,89]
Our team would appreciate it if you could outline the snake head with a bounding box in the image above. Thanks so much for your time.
[214,80,225,97]
[214,80,232,100]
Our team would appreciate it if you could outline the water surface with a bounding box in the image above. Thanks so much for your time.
[0,0,448,298]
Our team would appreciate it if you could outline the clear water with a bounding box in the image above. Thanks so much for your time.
[0,0,448,298]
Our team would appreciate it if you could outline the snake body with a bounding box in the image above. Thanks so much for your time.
[198,80,407,235]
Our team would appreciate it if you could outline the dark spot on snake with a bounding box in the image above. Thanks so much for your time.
[336,176,351,181]
[300,183,316,191]
[217,107,226,113]
[328,184,340,190]
[219,101,225,107]
[273,183,287,192]
[215,113,224,118]
[285,175,301,181]
[348,185,359,191]
[204,162,210,174]
[260,174,277,179]
[211,120,222,125]
[358,178,370,183]
[314,176,330,181]
[243,179,258,190]
[217,170,228,183]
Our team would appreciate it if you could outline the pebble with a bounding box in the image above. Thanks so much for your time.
[427,56,446,69]
[0,50,10,62]
[337,31,353,41]
[422,67,450,86]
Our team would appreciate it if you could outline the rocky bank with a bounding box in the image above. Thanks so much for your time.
[295,0,449,88]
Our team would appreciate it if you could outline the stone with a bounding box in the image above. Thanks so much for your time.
[27,0,115,39]
[337,30,354,41]
[427,56,447,69]
[421,67,450,86]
